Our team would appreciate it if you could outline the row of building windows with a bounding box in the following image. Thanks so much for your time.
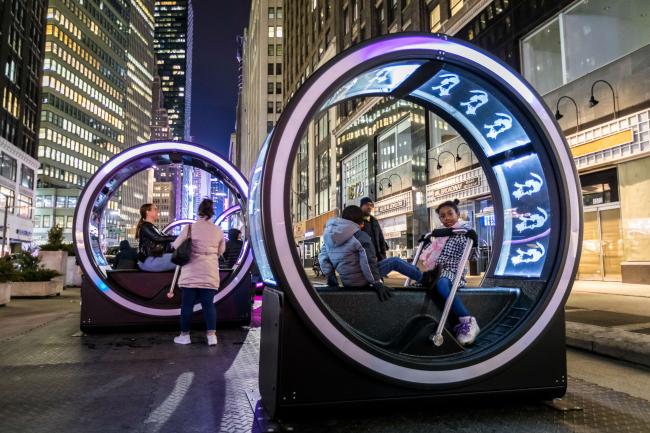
[45,41,124,102]
[2,88,20,119]
[268,26,284,38]
[41,95,123,143]
[267,43,283,57]
[39,126,115,161]
[34,214,72,229]
[60,0,127,48]
[266,101,282,114]
[0,188,33,219]
[267,81,282,95]
[44,58,123,116]
[38,145,98,174]
[267,63,282,75]
[38,163,86,187]
[42,75,123,130]
[268,7,284,19]
[36,194,77,209]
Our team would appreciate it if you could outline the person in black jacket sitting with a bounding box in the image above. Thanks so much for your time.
[112,240,138,270]
[222,228,243,268]
[136,203,176,272]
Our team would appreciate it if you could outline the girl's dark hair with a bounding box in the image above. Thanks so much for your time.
[198,198,215,219]
[341,205,364,224]
[435,198,460,215]
[135,203,154,239]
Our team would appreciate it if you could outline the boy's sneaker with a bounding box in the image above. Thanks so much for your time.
[207,334,218,346]
[174,334,191,345]
[454,317,480,345]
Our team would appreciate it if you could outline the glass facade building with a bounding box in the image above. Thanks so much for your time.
[35,0,156,245]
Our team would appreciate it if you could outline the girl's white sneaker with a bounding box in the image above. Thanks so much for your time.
[454,317,480,345]
[207,334,218,346]
[174,334,191,345]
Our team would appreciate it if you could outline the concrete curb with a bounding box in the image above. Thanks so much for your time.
[566,321,650,368]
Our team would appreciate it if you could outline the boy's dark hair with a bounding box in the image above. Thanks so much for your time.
[198,198,215,219]
[341,205,364,224]
[435,198,461,215]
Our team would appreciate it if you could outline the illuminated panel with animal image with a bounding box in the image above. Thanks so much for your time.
[493,154,551,278]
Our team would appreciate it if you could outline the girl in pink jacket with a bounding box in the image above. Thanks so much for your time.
[172,199,226,346]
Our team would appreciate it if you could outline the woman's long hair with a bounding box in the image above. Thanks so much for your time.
[197,199,215,220]
[135,203,154,239]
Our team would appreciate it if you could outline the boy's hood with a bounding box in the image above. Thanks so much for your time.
[323,218,360,247]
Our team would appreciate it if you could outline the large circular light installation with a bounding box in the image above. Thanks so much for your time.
[74,141,253,317]
[250,34,581,385]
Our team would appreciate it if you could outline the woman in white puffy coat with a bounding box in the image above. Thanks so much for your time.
[171,199,226,346]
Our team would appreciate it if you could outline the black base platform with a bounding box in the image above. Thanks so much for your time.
[80,271,253,332]
[259,287,567,417]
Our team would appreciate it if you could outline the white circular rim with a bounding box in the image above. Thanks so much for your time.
[74,141,252,317]
[265,35,580,384]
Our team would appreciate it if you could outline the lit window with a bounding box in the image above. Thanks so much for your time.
[430,5,441,32]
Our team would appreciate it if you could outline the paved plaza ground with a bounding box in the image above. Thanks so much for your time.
[1,286,650,432]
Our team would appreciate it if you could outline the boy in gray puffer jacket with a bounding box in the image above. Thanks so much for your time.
[319,206,393,301]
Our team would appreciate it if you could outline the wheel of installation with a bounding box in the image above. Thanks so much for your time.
[248,33,582,416]
[73,141,254,332]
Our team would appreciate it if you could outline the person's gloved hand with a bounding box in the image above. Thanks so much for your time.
[372,282,393,302]
[327,274,339,287]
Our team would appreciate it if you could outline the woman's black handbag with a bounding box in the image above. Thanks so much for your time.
[171,225,192,266]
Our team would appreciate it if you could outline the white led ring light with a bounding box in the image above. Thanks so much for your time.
[263,35,580,384]
[74,141,253,317]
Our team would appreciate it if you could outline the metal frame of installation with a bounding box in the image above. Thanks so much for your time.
[249,33,582,416]
[74,141,254,332]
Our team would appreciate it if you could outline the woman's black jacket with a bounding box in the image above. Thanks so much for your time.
[137,222,175,262]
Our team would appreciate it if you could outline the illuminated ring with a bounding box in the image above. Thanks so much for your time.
[74,141,253,317]
[161,205,242,234]
[162,219,195,234]
[256,34,581,384]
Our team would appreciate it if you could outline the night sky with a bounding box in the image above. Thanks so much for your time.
[190,1,251,156]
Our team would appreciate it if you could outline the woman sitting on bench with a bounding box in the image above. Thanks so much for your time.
[135,203,176,272]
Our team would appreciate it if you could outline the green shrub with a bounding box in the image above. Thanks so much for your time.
[39,225,75,256]
[0,256,16,283]
[1,250,61,282]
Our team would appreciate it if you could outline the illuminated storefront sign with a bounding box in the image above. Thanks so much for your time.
[374,191,413,219]
[426,167,489,208]
[430,176,481,199]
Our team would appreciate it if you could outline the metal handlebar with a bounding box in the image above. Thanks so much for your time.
[431,237,475,346]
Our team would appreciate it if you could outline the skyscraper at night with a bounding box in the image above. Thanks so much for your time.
[35,0,156,244]
[153,0,193,141]
[154,0,193,219]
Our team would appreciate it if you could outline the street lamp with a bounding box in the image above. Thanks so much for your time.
[377,177,391,192]
[455,142,470,162]
[428,156,443,170]
[589,79,617,118]
[388,173,403,191]
[555,95,580,131]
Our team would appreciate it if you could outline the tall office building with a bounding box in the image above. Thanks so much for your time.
[35,0,130,243]
[154,0,193,219]
[122,0,156,240]
[153,0,193,141]
[0,0,45,251]
[151,72,181,227]
[35,0,156,245]
[238,0,284,177]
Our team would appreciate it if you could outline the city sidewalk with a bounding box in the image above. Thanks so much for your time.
[566,280,650,368]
